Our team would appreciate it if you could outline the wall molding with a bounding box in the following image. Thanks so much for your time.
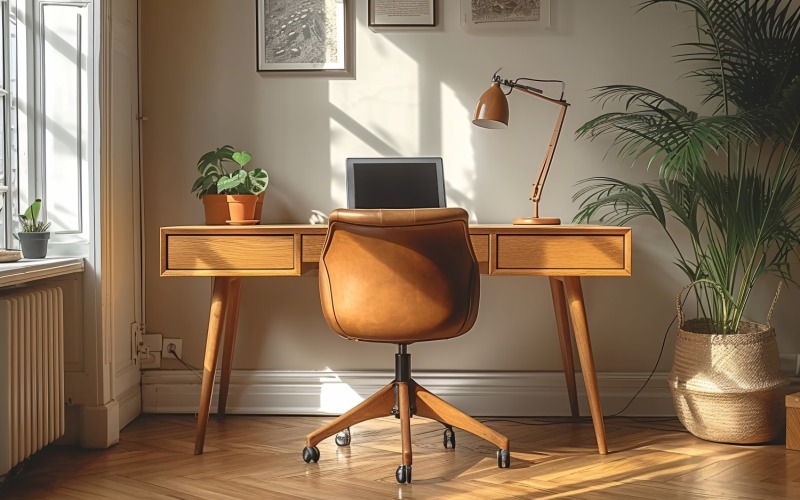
[80,399,120,449]
[142,370,677,417]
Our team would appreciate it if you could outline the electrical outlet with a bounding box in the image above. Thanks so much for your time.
[162,338,183,359]
[140,351,162,369]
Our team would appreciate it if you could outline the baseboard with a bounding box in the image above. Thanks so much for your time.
[117,383,141,430]
[80,400,120,449]
[142,370,677,417]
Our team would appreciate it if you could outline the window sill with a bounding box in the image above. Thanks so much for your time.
[0,257,85,288]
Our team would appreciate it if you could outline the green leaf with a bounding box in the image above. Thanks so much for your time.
[216,169,248,194]
[24,199,42,222]
[247,168,269,194]
[232,151,252,168]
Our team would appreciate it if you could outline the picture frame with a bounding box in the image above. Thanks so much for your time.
[256,0,353,75]
[368,0,436,27]
[460,0,550,29]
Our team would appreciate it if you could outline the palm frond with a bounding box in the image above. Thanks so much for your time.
[641,1,800,114]
[577,0,800,332]
[577,85,755,177]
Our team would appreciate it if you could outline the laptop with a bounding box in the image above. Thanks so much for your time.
[345,157,446,209]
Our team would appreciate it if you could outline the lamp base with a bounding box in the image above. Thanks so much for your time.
[513,216,561,225]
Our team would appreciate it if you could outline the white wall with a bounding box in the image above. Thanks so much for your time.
[140,0,800,380]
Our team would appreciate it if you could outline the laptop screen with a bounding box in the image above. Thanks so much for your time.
[345,157,446,209]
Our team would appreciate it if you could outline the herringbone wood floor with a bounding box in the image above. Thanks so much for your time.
[2,413,800,499]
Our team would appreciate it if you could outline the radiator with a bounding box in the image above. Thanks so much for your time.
[0,287,64,475]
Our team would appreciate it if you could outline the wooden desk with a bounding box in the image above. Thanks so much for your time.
[160,224,632,455]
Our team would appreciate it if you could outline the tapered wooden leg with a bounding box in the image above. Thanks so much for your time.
[414,382,510,452]
[194,276,232,455]
[306,382,396,447]
[218,277,243,417]
[549,277,580,418]
[563,276,608,455]
[397,382,413,467]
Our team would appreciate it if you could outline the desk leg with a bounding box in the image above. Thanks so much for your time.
[194,276,231,455]
[549,277,580,418]
[563,276,608,455]
[218,277,243,417]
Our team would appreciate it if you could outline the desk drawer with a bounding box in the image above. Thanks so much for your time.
[301,234,489,268]
[302,235,325,263]
[497,235,625,270]
[166,235,295,270]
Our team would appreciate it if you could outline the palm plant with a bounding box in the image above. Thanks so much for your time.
[573,0,800,333]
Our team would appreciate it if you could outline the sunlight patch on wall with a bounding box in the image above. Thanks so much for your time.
[328,35,421,204]
[440,82,477,219]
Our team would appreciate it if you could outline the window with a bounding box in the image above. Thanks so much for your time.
[0,0,9,249]
[1,0,94,255]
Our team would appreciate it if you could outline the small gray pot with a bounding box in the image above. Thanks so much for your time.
[17,231,50,259]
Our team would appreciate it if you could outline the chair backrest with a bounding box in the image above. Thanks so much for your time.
[319,208,480,344]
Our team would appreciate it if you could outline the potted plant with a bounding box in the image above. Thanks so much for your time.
[191,145,269,224]
[16,199,52,259]
[573,0,800,443]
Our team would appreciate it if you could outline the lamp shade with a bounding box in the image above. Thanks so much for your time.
[472,82,509,129]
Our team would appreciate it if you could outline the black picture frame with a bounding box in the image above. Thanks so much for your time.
[368,0,436,27]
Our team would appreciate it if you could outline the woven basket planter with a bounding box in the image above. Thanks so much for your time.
[668,319,789,444]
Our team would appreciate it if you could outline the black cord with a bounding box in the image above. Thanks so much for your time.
[605,312,677,417]
[166,348,203,382]
[605,291,690,417]
[475,297,687,425]
[513,77,566,100]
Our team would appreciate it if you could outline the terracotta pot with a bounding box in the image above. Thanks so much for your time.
[254,191,266,223]
[226,194,257,223]
[202,194,230,225]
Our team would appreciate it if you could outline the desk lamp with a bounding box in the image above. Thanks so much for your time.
[473,71,570,225]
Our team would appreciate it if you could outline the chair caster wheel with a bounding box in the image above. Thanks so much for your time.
[302,446,320,463]
[335,428,351,446]
[443,426,456,449]
[497,449,510,468]
[395,464,412,484]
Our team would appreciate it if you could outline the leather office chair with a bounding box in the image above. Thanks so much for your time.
[302,208,510,484]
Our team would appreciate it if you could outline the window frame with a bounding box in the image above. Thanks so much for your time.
[2,0,95,256]
[1,0,10,249]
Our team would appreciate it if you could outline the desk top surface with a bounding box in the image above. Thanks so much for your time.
[161,223,630,234]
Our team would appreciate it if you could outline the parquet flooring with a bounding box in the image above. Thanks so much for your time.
[2,413,800,499]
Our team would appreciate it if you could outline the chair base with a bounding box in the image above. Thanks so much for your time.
[304,378,511,474]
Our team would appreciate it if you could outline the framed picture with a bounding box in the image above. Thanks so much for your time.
[369,0,436,27]
[256,0,353,75]
[460,0,550,29]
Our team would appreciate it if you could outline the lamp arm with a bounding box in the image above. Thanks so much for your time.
[528,100,568,218]
[510,84,567,106]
